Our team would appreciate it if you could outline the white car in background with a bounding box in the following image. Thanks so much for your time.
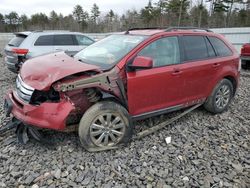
[4,31,95,72]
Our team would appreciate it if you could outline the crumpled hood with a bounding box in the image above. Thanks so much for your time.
[20,52,100,90]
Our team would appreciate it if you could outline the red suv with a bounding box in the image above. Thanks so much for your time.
[241,43,250,69]
[4,27,240,151]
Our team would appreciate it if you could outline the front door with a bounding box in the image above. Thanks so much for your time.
[126,36,185,116]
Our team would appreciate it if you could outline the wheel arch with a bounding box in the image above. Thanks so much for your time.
[223,75,237,96]
[100,91,127,108]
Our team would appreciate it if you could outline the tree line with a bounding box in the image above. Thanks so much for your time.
[0,0,250,33]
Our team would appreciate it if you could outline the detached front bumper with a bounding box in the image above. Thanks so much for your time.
[5,91,75,130]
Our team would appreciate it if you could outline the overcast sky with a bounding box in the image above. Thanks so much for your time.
[0,0,159,17]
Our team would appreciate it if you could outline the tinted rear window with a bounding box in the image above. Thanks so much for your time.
[8,35,26,47]
[209,37,232,57]
[54,35,75,45]
[34,35,54,46]
[183,36,209,61]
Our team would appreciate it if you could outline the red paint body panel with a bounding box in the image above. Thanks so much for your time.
[8,91,74,130]
[132,56,153,68]
[179,60,216,102]
[20,52,100,90]
[180,56,237,101]
[241,43,250,56]
[127,64,184,115]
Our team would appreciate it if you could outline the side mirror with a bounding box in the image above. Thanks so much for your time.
[129,56,153,71]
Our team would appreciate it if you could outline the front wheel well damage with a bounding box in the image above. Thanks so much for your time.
[65,87,126,127]
[85,88,102,103]
[100,96,126,108]
[85,87,127,109]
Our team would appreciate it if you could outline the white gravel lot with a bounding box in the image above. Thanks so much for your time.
[0,57,249,188]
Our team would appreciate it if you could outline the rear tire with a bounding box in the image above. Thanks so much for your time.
[78,101,133,151]
[204,79,234,114]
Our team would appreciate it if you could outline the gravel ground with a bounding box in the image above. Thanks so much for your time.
[0,58,249,188]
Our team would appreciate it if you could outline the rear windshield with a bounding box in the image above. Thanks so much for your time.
[8,35,27,47]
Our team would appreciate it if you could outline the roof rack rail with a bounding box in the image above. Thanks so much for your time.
[125,26,213,34]
[32,30,71,33]
[32,30,43,32]
[125,27,164,34]
[165,27,213,32]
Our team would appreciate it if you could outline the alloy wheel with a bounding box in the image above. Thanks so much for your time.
[90,113,126,147]
[215,85,231,109]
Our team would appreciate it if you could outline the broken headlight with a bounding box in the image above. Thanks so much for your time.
[30,88,60,105]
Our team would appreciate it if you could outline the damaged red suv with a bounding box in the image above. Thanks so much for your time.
[4,27,240,151]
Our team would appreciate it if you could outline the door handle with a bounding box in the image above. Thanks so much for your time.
[212,63,220,68]
[172,69,183,75]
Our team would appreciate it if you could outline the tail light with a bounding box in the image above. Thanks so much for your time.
[12,48,29,56]
[241,43,250,54]
[241,47,244,54]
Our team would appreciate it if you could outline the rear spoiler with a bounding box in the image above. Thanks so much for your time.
[13,31,31,37]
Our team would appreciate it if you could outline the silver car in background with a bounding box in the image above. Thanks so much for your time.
[4,31,95,72]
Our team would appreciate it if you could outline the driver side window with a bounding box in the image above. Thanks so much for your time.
[138,36,180,67]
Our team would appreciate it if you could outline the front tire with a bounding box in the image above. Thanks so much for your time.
[204,79,234,114]
[78,101,133,151]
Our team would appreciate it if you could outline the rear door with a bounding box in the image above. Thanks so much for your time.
[53,34,78,56]
[179,35,219,103]
[126,36,185,116]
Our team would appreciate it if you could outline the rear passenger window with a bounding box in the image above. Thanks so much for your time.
[34,35,53,46]
[54,35,75,46]
[183,36,209,61]
[209,37,232,57]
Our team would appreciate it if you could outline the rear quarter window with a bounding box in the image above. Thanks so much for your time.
[8,35,26,47]
[205,37,216,57]
[34,35,54,46]
[208,36,232,57]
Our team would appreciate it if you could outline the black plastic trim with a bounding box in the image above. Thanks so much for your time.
[132,104,183,121]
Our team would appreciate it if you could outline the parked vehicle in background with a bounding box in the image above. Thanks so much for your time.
[4,27,240,151]
[241,43,250,69]
[3,31,95,73]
